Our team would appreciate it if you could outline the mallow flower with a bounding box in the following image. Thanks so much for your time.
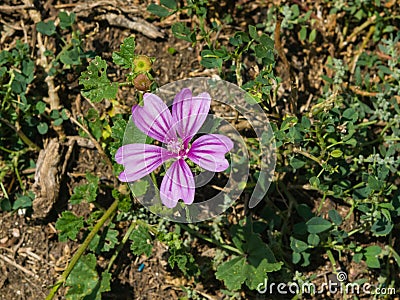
[115,88,233,208]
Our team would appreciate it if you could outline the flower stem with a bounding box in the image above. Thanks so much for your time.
[179,224,243,255]
[292,147,323,166]
[0,117,40,151]
[106,219,137,273]
[45,199,119,300]
[105,219,158,273]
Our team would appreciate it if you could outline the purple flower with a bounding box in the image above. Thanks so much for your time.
[115,88,234,208]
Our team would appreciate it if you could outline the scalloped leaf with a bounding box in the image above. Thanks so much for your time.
[55,211,84,242]
[129,225,153,256]
[112,36,136,69]
[79,56,118,102]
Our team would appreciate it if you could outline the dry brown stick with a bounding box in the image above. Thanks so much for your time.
[0,254,38,278]
[67,0,141,15]
[350,25,375,74]
[0,4,33,11]
[339,13,384,49]
[22,0,60,111]
[97,13,165,39]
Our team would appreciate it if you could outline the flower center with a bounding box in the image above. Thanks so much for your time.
[166,139,188,159]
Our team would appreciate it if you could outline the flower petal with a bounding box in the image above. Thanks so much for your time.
[116,144,175,182]
[160,159,195,208]
[132,93,177,143]
[187,134,233,172]
[172,88,211,143]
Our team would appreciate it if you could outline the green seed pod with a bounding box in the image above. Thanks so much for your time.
[133,73,152,91]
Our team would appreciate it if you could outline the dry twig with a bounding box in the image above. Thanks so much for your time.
[0,254,38,278]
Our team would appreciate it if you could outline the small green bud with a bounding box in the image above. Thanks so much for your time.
[133,55,152,73]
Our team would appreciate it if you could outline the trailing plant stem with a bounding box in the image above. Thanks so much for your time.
[106,219,137,273]
[45,199,119,300]
[179,224,243,255]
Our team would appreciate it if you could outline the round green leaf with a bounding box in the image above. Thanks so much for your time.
[54,118,63,126]
[331,149,343,158]
[290,157,306,169]
[307,233,320,246]
[37,122,48,134]
[306,217,332,233]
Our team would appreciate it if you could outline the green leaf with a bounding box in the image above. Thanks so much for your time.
[110,118,127,161]
[299,26,307,41]
[293,222,307,235]
[161,0,177,9]
[22,59,34,78]
[59,11,76,29]
[365,245,381,256]
[201,50,223,69]
[353,252,363,263]
[86,108,102,140]
[36,101,47,114]
[55,211,84,242]
[367,175,383,191]
[147,3,172,17]
[245,260,282,290]
[280,116,298,130]
[112,36,135,69]
[70,173,99,204]
[301,116,311,129]
[0,50,13,65]
[364,246,381,268]
[101,227,118,252]
[89,225,119,253]
[130,180,149,197]
[12,195,32,210]
[36,21,56,36]
[309,28,317,43]
[172,23,195,43]
[37,122,48,135]
[301,252,311,266]
[245,232,277,265]
[60,48,81,65]
[259,34,274,49]
[54,118,63,126]
[65,254,98,300]
[0,198,12,211]
[290,237,308,252]
[296,204,314,219]
[328,209,342,226]
[292,252,301,264]
[365,256,380,268]
[79,56,118,102]
[331,149,343,158]
[129,225,153,256]
[248,25,258,40]
[306,217,332,234]
[254,45,269,58]
[342,108,358,122]
[216,256,247,291]
[307,233,320,246]
[290,157,306,169]
[309,176,320,188]
[97,271,112,299]
[371,217,393,236]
